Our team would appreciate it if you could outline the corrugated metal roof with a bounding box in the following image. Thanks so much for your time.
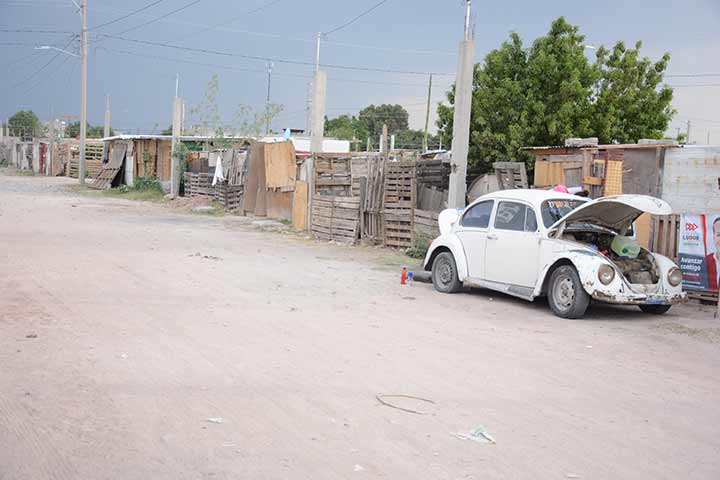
[101,134,252,142]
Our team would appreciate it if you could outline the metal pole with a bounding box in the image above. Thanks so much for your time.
[79,0,88,184]
[265,61,273,134]
[423,73,433,153]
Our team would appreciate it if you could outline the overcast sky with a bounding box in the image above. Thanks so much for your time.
[2,0,719,144]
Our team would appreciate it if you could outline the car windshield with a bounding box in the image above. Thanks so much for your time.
[541,199,587,228]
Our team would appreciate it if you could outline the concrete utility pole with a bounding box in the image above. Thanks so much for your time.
[686,120,691,145]
[447,0,475,209]
[170,73,182,197]
[423,74,433,153]
[48,107,55,176]
[381,124,389,154]
[265,61,273,134]
[78,0,88,184]
[103,94,111,138]
[307,32,327,230]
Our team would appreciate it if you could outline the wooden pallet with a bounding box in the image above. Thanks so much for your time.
[687,291,719,304]
[88,166,122,190]
[414,209,440,241]
[312,195,360,244]
[493,161,528,190]
[383,161,416,248]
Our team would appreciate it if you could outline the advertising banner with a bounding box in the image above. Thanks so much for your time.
[678,214,720,292]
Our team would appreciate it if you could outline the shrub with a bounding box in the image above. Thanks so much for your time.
[133,176,163,192]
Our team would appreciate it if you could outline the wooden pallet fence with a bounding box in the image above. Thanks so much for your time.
[494,161,528,190]
[416,159,450,190]
[383,161,416,248]
[315,156,352,196]
[312,195,361,244]
[216,184,244,211]
[649,214,680,263]
[65,142,103,178]
[413,209,440,241]
[362,157,385,242]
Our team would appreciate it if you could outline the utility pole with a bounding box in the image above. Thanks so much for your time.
[265,61,273,134]
[381,124,389,154]
[78,0,88,184]
[308,31,326,230]
[48,106,55,176]
[686,120,691,145]
[103,94,111,138]
[170,73,182,196]
[707,130,711,145]
[447,0,475,209]
[423,74,433,153]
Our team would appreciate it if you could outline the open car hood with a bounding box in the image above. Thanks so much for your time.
[549,195,672,232]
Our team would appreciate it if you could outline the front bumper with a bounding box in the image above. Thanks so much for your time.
[591,290,688,305]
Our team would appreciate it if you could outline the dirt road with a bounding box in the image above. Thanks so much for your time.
[1,174,719,479]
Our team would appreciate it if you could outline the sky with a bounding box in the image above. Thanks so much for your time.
[1,0,719,146]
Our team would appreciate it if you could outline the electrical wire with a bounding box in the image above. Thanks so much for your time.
[666,73,720,78]
[114,0,203,35]
[0,28,73,34]
[88,0,167,31]
[9,36,75,89]
[175,0,283,41]
[97,34,454,76]
[324,0,389,36]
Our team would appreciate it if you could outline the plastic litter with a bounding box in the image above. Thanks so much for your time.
[206,417,224,424]
[611,235,640,259]
[354,464,365,472]
[453,426,496,444]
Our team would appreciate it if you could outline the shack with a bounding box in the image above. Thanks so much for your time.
[101,135,250,188]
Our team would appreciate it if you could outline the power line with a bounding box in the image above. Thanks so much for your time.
[9,36,75,88]
[114,0,203,35]
[97,34,454,76]
[96,45,452,88]
[666,73,720,78]
[88,0,167,31]
[324,0,389,36]
[0,28,73,34]
[176,0,283,41]
[669,83,720,88]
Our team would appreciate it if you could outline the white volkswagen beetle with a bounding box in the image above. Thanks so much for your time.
[423,190,687,318]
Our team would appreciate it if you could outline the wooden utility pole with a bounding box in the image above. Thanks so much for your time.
[78,0,88,184]
[423,74,433,153]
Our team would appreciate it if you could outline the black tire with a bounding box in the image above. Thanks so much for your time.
[548,265,590,319]
[639,304,672,315]
[431,251,462,293]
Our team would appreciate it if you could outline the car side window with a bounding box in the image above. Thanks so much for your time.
[525,207,538,232]
[461,200,493,228]
[494,201,530,232]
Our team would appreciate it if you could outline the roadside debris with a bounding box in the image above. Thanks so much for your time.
[353,464,365,472]
[25,334,37,339]
[188,252,222,261]
[453,426,496,444]
[205,417,224,424]
[376,393,436,415]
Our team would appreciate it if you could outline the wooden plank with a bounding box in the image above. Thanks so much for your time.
[583,175,602,186]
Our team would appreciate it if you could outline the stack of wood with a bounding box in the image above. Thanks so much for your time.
[383,161,416,248]
[311,195,361,244]
[66,142,103,178]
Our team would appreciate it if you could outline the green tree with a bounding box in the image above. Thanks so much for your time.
[437,17,674,173]
[9,110,41,137]
[325,114,370,146]
[358,104,409,138]
[592,41,674,143]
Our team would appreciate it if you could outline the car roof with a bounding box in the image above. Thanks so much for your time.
[469,189,589,209]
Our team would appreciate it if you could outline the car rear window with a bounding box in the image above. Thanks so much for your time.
[541,199,586,228]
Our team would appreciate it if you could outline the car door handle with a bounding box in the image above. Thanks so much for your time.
[487,234,498,240]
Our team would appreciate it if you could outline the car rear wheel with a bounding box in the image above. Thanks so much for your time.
[548,265,590,319]
[639,304,672,315]
[431,251,462,293]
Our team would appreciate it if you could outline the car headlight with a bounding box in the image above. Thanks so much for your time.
[598,264,615,285]
[668,267,683,287]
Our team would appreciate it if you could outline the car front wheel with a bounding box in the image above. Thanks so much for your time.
[639,304,672,315]
[548,265,590,319]
[431,251,462,293]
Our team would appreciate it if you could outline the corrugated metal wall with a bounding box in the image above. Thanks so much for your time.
[662,146,720,212]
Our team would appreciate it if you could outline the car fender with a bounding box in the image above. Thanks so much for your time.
[534,249,612,298]
[423,234,469,281]
[649,252,684,295]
